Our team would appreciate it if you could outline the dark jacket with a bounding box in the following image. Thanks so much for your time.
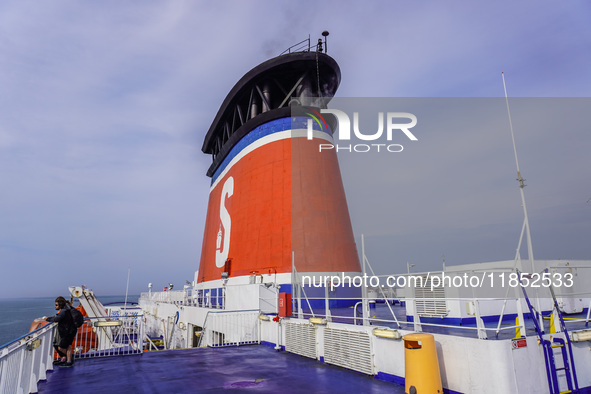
[46,305,76,337]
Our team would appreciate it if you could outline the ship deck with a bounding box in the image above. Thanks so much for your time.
[37,345,403,393]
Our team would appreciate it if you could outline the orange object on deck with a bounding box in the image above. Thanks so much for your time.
[29,305,97,358]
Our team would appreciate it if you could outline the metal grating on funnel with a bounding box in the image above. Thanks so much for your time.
[324,328,373,375]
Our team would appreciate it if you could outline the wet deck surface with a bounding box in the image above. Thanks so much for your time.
[38,345,404,393]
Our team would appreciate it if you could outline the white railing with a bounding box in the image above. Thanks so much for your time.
[0,315,147,393]
[140,288,225,309]
[198,310,259,347]
[140,290,187,305]
[69,315,145,359]
[289,262,591,339]
[0,322,56,394]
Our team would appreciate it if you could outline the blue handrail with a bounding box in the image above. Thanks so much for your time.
[518,268,580,394]
[0,321,56,350]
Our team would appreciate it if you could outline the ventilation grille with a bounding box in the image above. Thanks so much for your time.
[285,322,317,359]
[414,274,448,317]
[324,328,373,375]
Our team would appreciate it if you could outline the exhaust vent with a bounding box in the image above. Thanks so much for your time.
[285,322,317,359]
[324,328,373,375]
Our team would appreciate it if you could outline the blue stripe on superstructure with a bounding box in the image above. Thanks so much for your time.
[374,372,405,386]
[211,117,328,185]
[374,373,463,394]
[260,340,285,351]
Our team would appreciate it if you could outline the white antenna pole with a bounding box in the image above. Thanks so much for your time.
[502,73,535,272]
[502,73,541,326]
[124,268,131,315]
[361,234,369,326]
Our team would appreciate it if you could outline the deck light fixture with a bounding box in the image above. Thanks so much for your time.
[373,327,402,339]
[26,338,42,351]
[571,329,591,342]
[309,317,327,325]
[94,320,123,327]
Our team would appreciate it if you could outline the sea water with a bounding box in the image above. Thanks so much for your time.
[0,295,138,347]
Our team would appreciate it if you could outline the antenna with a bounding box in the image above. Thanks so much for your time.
[124,268,131,315]
[322,30,329,53]
[502,72,534,268]
[502,72,542,325]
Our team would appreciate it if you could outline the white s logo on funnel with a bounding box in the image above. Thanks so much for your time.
[216,176,234,268]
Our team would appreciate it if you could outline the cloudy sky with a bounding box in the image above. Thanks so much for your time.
[1,1,590,298]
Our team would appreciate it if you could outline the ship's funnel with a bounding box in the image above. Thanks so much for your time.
[196,50,361,286]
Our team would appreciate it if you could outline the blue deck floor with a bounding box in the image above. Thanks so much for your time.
[37,345,403,393]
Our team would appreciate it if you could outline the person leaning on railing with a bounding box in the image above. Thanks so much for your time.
[44,296,77,368]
